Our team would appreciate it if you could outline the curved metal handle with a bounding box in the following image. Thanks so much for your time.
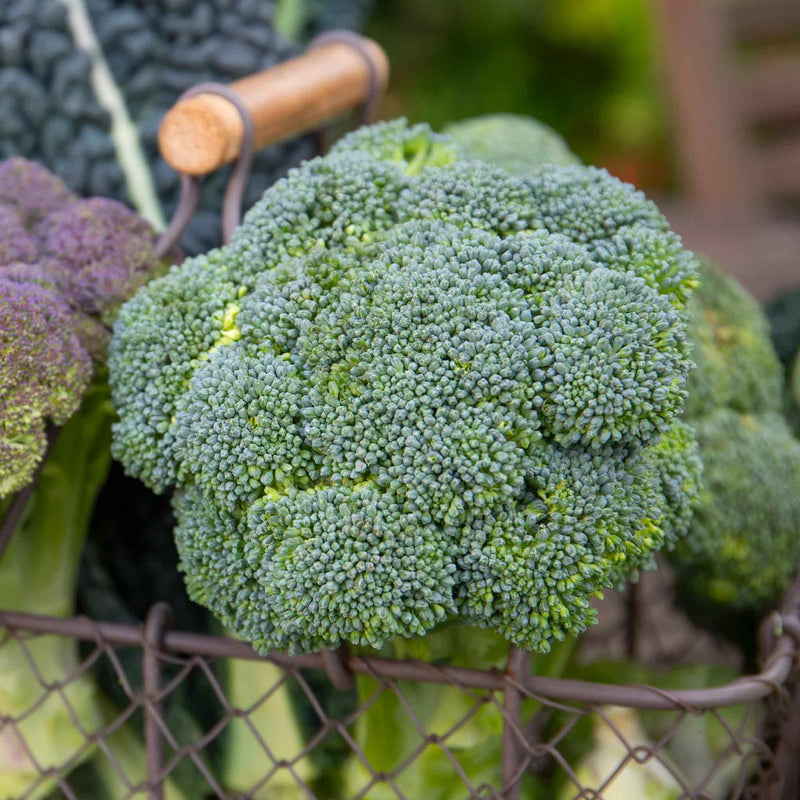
[157,32,388,177]
[154,32,389,257]
[154,82,256,257]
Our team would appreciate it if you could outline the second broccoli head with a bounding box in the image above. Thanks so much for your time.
[109,120,701,654]
[443,113,581,175]
[684,260,783,419]
[670,262,800,613]
[672,410,800,610]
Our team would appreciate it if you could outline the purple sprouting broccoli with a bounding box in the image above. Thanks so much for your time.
[0,157,163,498]
[0,281,90,497]
[37,198,161,317]
[0,158,171,796]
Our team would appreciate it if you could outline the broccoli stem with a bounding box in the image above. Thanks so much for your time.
[0,374,114,615]
[219,657,317,798]
[0,372,116,797]
[342,629,580,799]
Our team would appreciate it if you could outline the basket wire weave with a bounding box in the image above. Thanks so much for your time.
[0,568,798,799]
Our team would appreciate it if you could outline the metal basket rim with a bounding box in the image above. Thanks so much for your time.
[2,570,798,713]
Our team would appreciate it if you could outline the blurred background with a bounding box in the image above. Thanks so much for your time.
[367,0,666,188]
[363,0,800,302]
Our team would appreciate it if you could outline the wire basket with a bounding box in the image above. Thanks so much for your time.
[2,38,800,800]
[1,565,799,800]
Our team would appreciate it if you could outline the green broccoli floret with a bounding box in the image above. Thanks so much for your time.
[110,119,701,655]
[670,261,800,617]
[671,411,800,610]
[641,421,703,553]
[443,113,581,174]
[330,118,458,171]
[684,261,783,418]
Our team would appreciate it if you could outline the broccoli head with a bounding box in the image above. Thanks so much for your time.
[0,157,161,498]
[110,119,701,654]
[443,113,581,175]
[684,261,783,418]
[670,261,800,618]
[671,410,800,610]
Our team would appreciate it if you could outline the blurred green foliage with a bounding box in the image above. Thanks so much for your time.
[365,0,669,188]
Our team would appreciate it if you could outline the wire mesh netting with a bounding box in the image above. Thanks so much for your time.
[1,563,798,800]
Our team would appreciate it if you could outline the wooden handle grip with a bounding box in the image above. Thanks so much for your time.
[158,37,389,176]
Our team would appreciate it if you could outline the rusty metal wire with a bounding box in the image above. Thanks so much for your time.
[0,568,798,800]
[153,81,256,259]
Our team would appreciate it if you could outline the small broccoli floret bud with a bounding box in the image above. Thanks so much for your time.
[670,411,800,610]
[522,164,667,246]
[455,433,700,651]
[457,455,622,651]
[230,153,410,274]
[403,159,536,238]
[443,113,581,174]
[109,250,242,491]
[248,482,458,653]
[172,485,290,651]
[110,119,699,653]
[685,261,783,418]
[643,422,703,551]
[531,267,689,448]
[591,225,699,306]
[173,346,321,511]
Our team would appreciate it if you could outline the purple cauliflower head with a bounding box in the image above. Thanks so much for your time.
[0,158,164,498]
